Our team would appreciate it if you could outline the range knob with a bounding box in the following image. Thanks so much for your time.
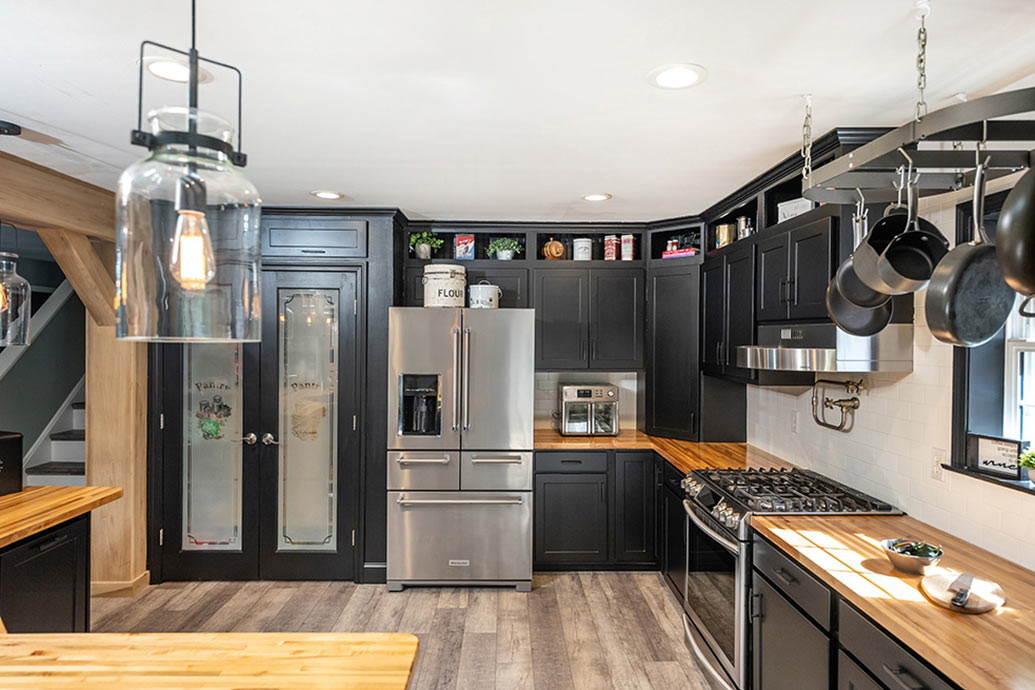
[724,512,742,528]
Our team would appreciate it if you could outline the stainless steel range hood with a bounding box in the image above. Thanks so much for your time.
[736,323,913,373]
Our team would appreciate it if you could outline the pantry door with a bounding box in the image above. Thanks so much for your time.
[159,269,360,581]
[256,269,360,580]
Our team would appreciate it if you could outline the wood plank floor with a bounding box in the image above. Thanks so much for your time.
[92,572,710,690]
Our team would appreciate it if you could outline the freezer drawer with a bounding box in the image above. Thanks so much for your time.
[461,451,533,491]
[387,491,532,583]
[387,451,460,491]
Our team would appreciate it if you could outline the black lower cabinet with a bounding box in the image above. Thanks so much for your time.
[0,516,89,632]
[837,652,883,690]
[534,473,608,564]
[751,572,830,690]
[661,484,686,601]
[613,451,655,564]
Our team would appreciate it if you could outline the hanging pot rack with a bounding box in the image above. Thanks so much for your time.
[802,88,1035,205]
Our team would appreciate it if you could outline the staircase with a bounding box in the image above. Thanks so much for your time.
[25,398,86,487]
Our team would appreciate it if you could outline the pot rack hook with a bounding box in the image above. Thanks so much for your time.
[854,188,867,223]
[975,120,988,166]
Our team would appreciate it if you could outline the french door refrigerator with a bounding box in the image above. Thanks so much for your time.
[387,307,534,592]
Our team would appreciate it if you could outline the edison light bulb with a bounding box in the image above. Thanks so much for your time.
[169,209,216,290]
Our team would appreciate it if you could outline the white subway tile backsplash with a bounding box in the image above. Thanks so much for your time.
[533,371,640,429]
[747,193,1035,572]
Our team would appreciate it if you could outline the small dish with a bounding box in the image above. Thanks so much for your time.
[881,538,943,575]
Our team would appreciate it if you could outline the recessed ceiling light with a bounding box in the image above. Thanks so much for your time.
[144,57,214,84]
[311,190,345,200]
[582,193,612,202]
[647,63,707,90]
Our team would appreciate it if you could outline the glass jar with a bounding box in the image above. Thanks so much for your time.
[115,106,262,341]
[0,252,30,346]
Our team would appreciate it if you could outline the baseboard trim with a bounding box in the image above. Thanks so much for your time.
[92,570,150,597]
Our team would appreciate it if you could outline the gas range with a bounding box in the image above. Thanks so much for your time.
[681,467,900,542]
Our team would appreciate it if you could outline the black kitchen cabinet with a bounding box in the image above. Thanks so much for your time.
[701,244,755,381]
[534,269,590,369]
[535,268,644,370]
[752,572,831,690]
[590,270,644,369]
[534,473,608,564]
[661,481,686,601]
[613,451,655,563]
[755,216,836,322]
[261,213,368,260]
[0,515,89,633]
[646,265,699,439]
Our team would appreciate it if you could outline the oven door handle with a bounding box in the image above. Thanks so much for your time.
[683,499,740,555]
[683,616,736,690]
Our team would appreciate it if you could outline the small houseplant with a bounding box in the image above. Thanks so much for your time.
[1019,447,1035,482]
[409,231,443,260]
[487,237,523,260]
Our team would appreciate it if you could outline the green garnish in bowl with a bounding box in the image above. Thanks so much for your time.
[889,539,942,559]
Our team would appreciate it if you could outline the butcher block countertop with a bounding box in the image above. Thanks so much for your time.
[752,514,1035,690]
[533,428,792,474]
[0,486,122,550]
[0,632,419,689]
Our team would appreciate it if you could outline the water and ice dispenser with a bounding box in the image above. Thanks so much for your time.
[398,374,441,436]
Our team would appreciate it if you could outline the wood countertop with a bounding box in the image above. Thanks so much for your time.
[533,428,792,474]
[0,486,122,550]
[752,514,1035,690]
[0,632,419,689]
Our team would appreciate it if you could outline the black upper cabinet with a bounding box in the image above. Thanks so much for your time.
[756,216,836,322]
[701,244,755,381]
[613,451,655,563]
[590,270,644,370]
[535,268,644,370]
[534,269,589,369]
[261,213,368,260]
[646,265,699,439]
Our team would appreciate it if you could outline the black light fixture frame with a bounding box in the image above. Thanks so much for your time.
[129,0,248,167]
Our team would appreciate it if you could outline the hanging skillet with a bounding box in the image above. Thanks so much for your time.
[826,195,894,336]
[996,165,1035,317]
[925,158,1017,347]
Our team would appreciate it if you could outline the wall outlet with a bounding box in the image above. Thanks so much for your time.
[791,410,799,435]
[931,447,946,481]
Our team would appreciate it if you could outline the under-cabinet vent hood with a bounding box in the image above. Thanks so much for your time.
[736,323,913,373]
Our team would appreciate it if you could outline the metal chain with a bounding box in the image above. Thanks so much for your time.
[801,95,813,183]
[914,13,928,122]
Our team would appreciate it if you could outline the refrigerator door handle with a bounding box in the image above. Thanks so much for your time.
[396,497,523,506]
[462,327,472,431]
[452,327,461,431]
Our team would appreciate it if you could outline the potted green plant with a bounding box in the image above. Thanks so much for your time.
[409,231,443,260]
[1019,448,1035,482]
[487,237,523,260]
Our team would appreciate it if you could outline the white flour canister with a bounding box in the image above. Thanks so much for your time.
[469,280,502,309]
[423,264,466,307]
[573,238,592,261]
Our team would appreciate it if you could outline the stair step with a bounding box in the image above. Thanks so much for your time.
[26,461,85,476]
[71,401,86,410]
[50,429,85,441]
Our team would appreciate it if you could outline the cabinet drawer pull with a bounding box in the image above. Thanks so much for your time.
[773,567,797,586]
[470,457,523,464]
[560,459,583,464]
[37,534,70,553]
[882,664,927,690]
[300,249,327,254]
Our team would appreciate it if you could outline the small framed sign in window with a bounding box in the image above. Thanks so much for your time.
[966,433,1023,480]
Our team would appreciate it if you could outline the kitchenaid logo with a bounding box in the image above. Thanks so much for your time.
[194,380,231,392]
[291,382,324,391]
[448,559,470,567]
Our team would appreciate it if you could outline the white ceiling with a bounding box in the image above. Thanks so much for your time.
[2,0,1034,221]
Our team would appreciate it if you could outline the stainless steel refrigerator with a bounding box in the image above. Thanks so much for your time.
[386,307,534,592]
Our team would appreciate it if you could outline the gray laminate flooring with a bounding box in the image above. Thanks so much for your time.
[91,572,710,690]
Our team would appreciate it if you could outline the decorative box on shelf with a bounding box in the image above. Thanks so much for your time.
[662,248,698,259]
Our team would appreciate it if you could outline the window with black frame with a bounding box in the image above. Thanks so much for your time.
[951,189,1035,491]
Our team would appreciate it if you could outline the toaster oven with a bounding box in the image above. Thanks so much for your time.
[558,384,619,436]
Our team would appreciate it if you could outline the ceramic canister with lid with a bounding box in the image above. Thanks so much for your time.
[422,264,466,307]
[468,280,502,309]
[573,238,593,261]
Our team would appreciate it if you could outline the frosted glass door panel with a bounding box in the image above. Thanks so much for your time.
[278,289,338,551]
[182,344,243,550]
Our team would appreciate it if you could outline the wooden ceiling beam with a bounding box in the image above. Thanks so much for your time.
[37,228,116,327]
[0,151,115,241]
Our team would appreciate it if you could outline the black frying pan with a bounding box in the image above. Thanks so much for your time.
[925,161,1017,347]
[996,166,1035,316]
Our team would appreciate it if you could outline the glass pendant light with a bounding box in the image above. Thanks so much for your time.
[115,1,261,342]
[0,224,30,347]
